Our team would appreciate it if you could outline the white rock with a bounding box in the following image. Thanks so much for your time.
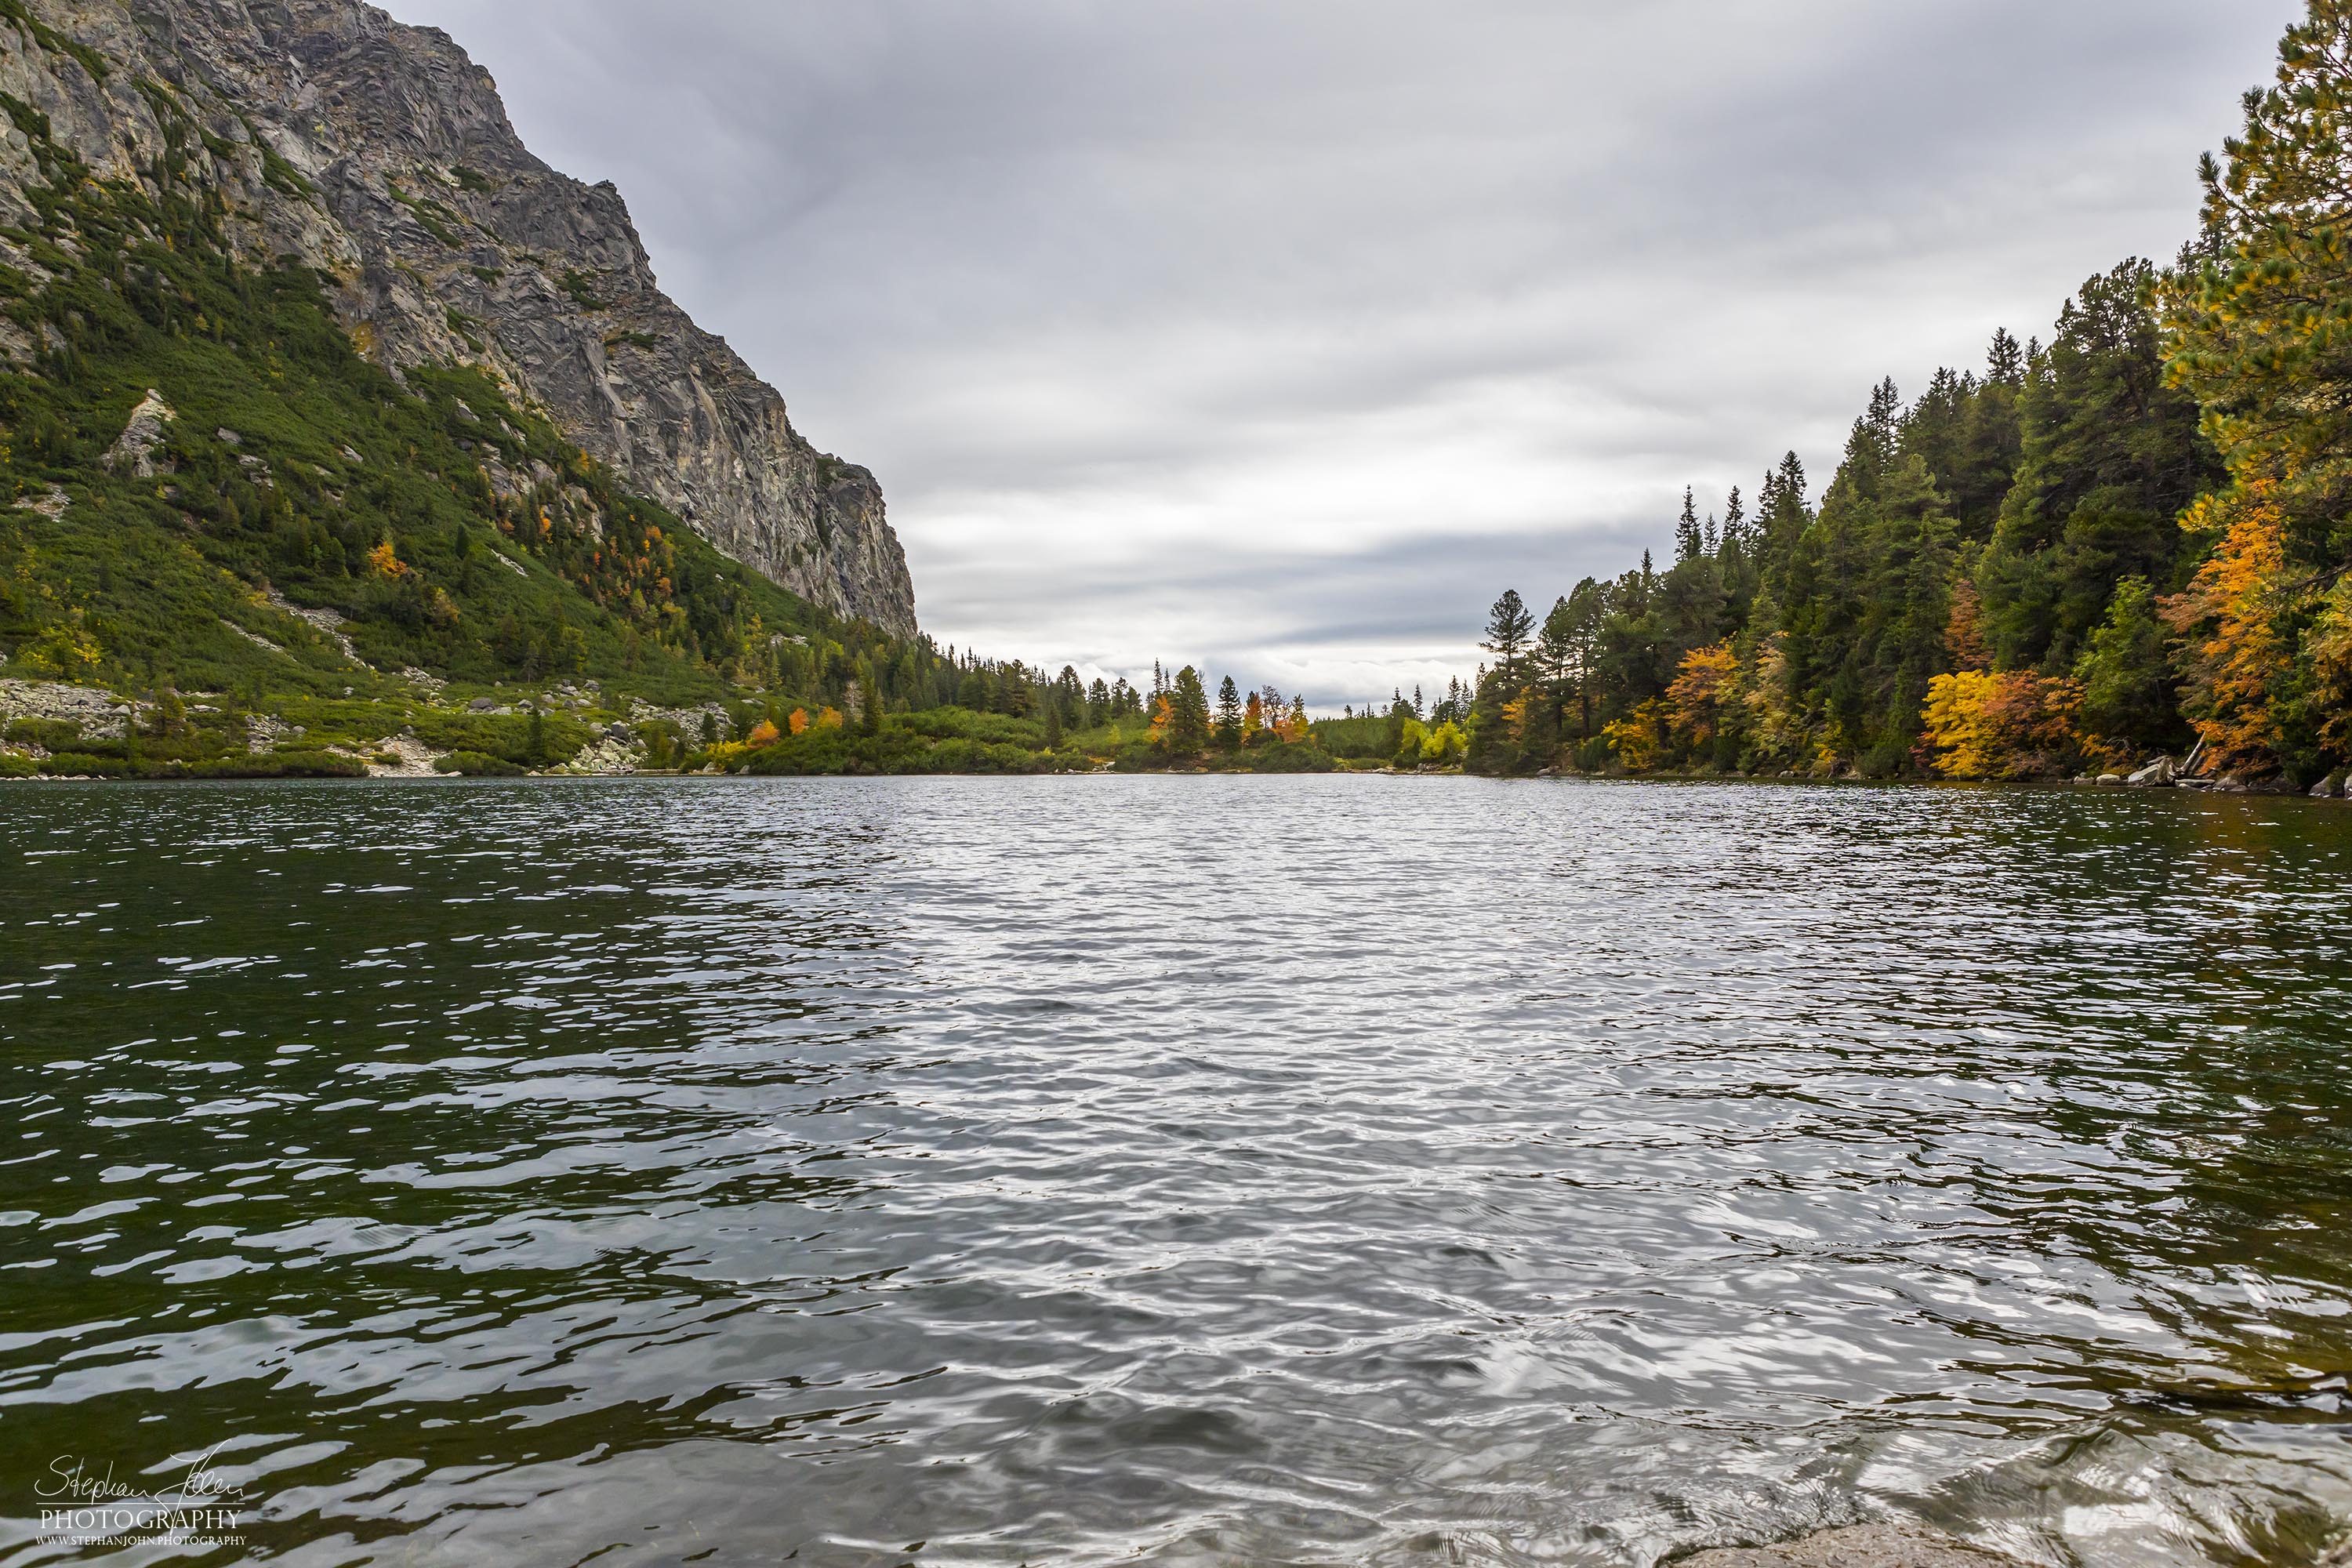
[103,390,176,478]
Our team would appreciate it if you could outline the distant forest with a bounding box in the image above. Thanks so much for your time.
[1458,5,2352,789]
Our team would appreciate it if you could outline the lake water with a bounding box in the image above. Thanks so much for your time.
[2,776,2350,1567]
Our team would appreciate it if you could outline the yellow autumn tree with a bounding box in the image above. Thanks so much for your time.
[1419,720,1468,766]
[1922,670,2085,779]
[1740,633,1805,766]
[1922,671,2001,778]
[746,720,781,747]
[2307,575,2352,758]
[1666,641,1737,753]
[2161,483,2289,773]
[816,706,844,730]
[1602,699,1664,771]
[366,539,406,577]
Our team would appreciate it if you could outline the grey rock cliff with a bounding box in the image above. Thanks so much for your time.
[1,0,916,635]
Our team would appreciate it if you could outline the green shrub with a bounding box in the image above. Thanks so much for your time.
[0,751,37,778]
[3,717,81,750]
[434,750,524,776]
[1237,742,1337,773]
[40,751,130,776]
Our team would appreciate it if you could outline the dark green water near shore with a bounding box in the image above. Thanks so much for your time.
[2,776,2350,1566]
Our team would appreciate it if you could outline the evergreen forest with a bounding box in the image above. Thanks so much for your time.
[1457,4,2352,792]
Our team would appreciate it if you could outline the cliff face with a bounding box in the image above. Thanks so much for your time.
[0,0,916,636]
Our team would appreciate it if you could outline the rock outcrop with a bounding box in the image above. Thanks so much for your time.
[103,388,176,477]
[1,0,916,635]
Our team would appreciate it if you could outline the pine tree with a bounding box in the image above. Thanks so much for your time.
[1675,488,1703,564]
[1216,675,1243,749]
[1483,589,1534,679]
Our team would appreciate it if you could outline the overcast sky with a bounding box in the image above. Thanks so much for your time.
[384,0,2296,709]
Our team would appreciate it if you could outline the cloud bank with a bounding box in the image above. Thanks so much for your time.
[383,0,2298,707]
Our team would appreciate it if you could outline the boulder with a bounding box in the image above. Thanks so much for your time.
[2096,773,2122,786]
[2125,756,2173,787]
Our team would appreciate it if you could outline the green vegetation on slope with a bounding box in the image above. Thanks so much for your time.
[0,72,984,775]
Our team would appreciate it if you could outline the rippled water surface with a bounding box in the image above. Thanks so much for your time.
[4,776,2352,1567]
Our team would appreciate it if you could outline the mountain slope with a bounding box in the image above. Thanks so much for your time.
[2,0,914,634]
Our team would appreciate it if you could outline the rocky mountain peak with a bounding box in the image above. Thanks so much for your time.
[2,0,916,636]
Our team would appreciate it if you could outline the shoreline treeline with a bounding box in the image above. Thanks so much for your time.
[1461,2,2352,791]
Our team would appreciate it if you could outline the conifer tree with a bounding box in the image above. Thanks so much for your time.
[1483,589,1534,678]
[1675,488,1704,564]
[1216,675,1243,749]
[1167,666,1212,755]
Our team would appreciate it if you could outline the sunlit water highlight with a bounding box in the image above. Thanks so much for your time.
[2,775,2350,1566]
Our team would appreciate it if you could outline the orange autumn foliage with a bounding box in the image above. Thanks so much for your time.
[1666,641,1738,747]
[746,720,781,746]
[2161,483,2288,774]
[786,707,810,735]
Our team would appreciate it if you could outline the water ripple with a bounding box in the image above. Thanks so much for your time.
[0,776,2348,1566]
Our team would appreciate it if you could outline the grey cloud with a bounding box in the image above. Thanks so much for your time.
[385,0,2300,704]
